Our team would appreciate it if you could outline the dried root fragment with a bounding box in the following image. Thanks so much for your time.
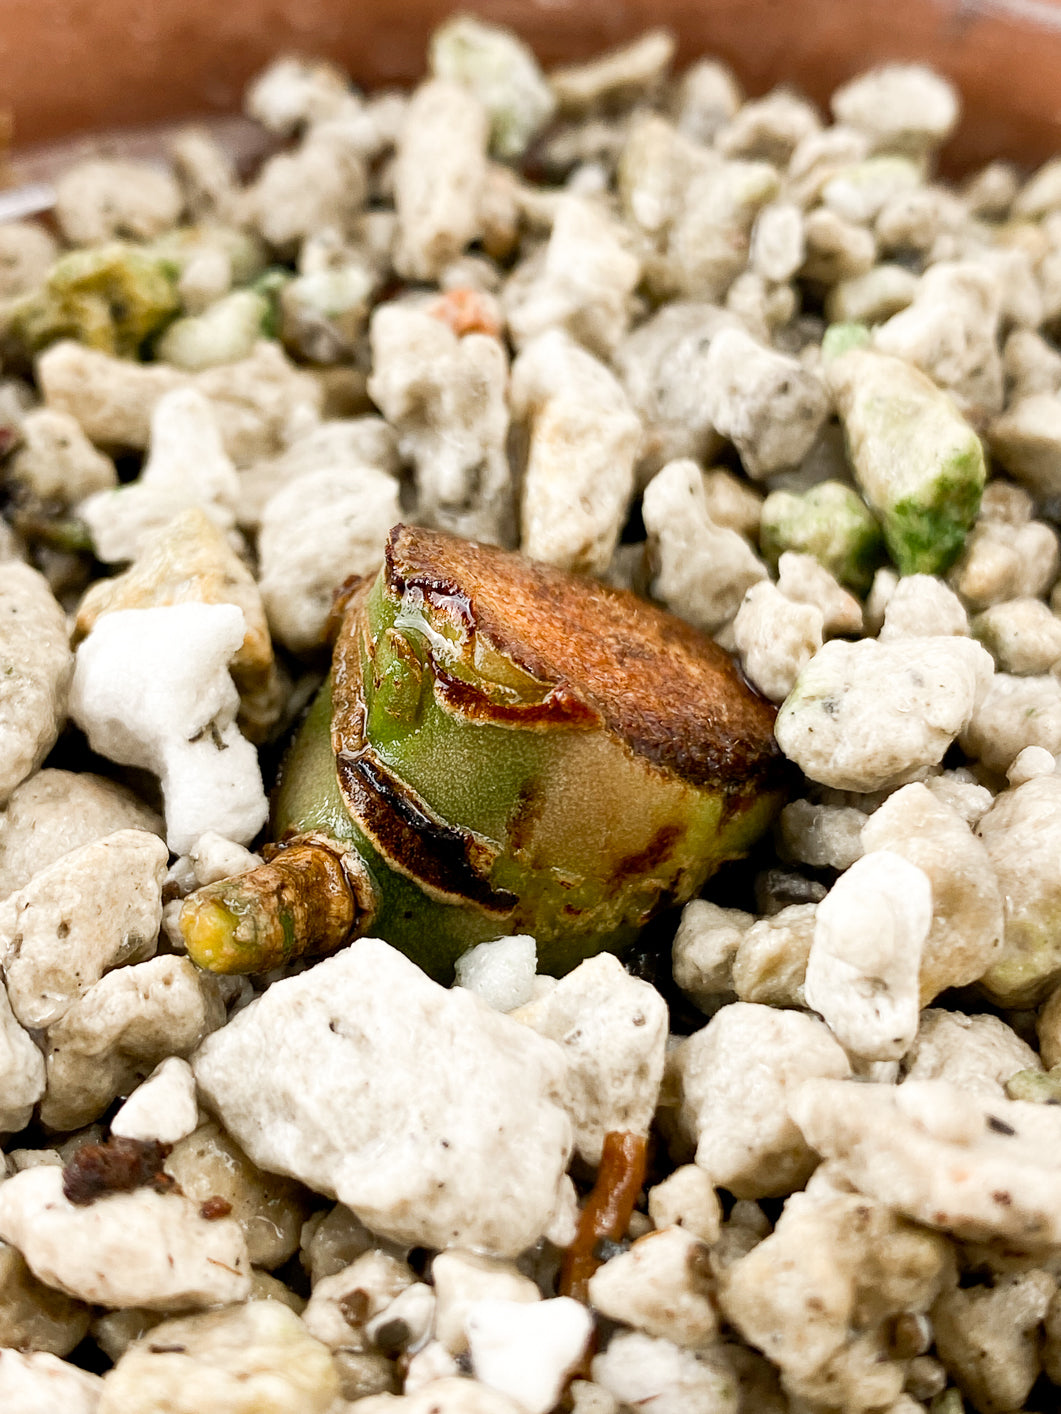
[559,1130,648,1302]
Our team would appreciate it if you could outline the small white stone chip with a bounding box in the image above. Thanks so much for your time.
[193,939,573,1256]
[466,1297,594,1414]
[455,935,537,1012]
[110,1058,200,1146]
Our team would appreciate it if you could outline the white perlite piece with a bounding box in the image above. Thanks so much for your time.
[355,1377,525,1413]
[791,1077,1061,1247]
[902,1009,1041,1099]
[775,552,862,636]
[934,1269,1055,1414]
[53,157,182,245]
[719,1185,951,1413]
[830,64,959,154]
[38,340,323,465]
[165,1121,306,1271]
[0,1349,103,1414]
[642,459,767,637]
[777,799,865,872]
[248,125,366,250]
[430,1249,534,1357]
[0,563,74,805]
[647,1166,722,1246]
[97,1302,340,1414]
[193,940,573,1256]
[465,1298,594,1414]
[0,980,45,1134]
[511,330,640,575]
[988,390,1061,500]
[367,304,510,546]
[302,1250,415,1352]
[613,301,737,476]
[0,1166,249,1309]
[960,672,1061,775]
[245,55,354,133]
[505,195,640,356]
[670,899,751,1007]
[873,261,1004,424]
[973,598,1061,676]
[514,951,668,1165]
[41,954,225,1132]
[951,517,1060,610]
[588,1227,718,1350]
[702,328,828,480]
[257,463,399,653]
[110,1058,199,1145]
[877,574,969,640]
[431,1250,540,1356]
[0,830,166,1030]
[775,635,993,791]
[8,408,117,505]
[591,1331,738,1414]
[236,415,398,530]
[393,80,488,280]
[733,581,823,703]
[860,783,1003,1002]
[674,1001,850,1198]
[731,902,818,1009]
[75,507,280,741]
[976,773,1061,1006]
[80,388,240,564]
[0,221,58,298]
[430,14,555,160]
[455,935,537,1013]
[69,603,267,854]
[0,769,162,900]
[804,850,933,1060]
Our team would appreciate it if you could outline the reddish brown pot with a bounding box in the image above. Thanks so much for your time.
[4,0,1061,173]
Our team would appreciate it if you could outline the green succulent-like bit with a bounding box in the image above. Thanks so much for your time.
[759,479,884,592]
[183,526,786,980]
[429,14,556,160]
[828,347,986,577]
[2,242,179,361]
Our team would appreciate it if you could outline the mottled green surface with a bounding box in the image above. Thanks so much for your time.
[760,479,884,591]
[829,347,985,577]
[2,242,179,359]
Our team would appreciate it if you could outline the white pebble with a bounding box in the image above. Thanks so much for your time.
[466,1297,594,1414]
[110,1058,199,1146]
[455,935,537,1012]
[805,851,933,1060]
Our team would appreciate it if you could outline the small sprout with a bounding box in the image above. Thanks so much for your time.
[181,526,785,978]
